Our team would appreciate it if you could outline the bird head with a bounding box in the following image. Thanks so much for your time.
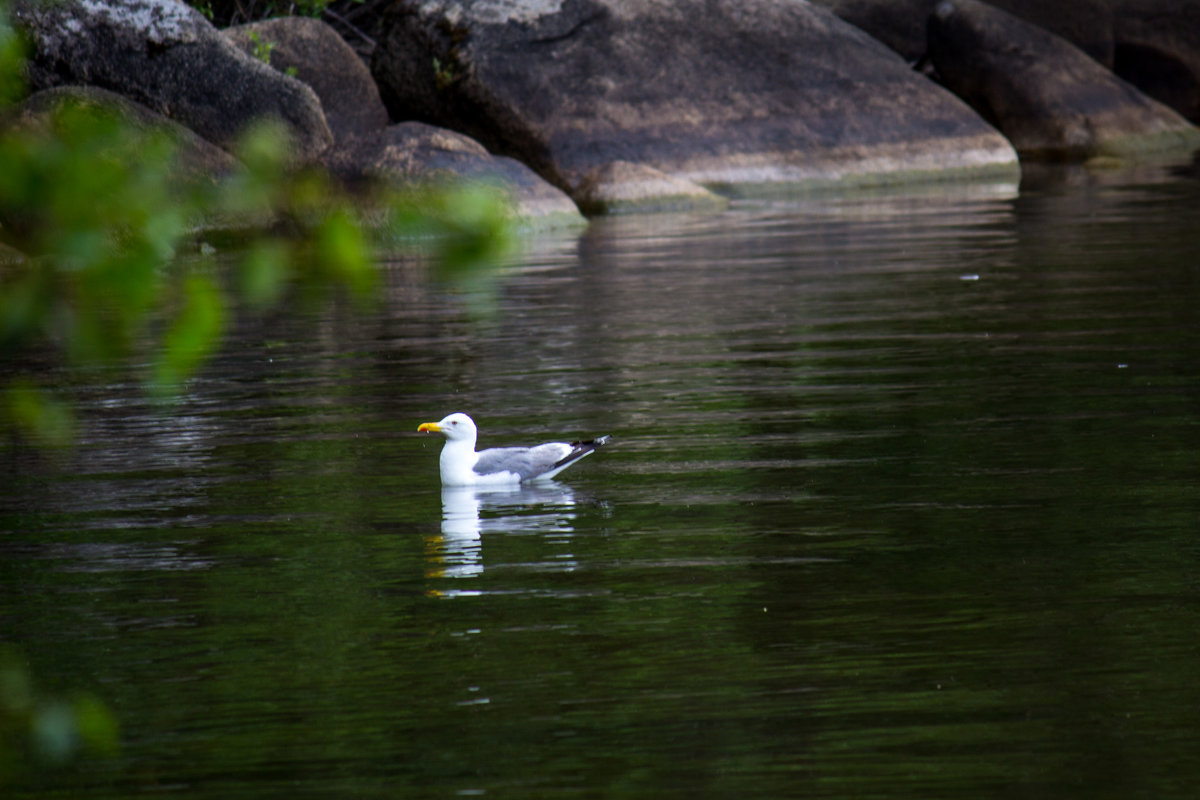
[417,412,477,443]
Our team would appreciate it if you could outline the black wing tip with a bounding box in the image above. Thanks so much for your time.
[549,435,612,472]
[573,434,612,448]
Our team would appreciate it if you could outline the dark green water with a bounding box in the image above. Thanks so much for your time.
[4,164,1200,798]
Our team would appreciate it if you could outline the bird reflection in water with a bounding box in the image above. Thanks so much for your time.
[425,482,579,595]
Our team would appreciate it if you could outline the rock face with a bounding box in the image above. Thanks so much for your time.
[224,17,389,143]
[370,0,1018,205]
[220,17,580,221]
[1113,0,1200,123]
[13,86,239,181]
[813,0,937,63]
[2,86,245,244]
[332,122,583,222]
[574,161,727,215]
[13,0,333,162]
[928,0,1200,161]
[818,0,1200,125]
[13,0,1195,222]
[984,0,1114,67]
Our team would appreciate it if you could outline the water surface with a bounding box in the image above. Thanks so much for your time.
[4,165,1200,798]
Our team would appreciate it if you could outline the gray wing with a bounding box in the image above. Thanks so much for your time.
[473,443,572,480]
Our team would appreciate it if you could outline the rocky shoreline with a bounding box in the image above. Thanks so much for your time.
[9,0,1200,222]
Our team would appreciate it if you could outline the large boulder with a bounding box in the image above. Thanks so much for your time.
[573,161,727,215]
[819,0,1200,125]
[11,86,239,182]
[331,122,584,224]
[0,86,249,244]
[223,17,389,143]
[987,1,1200,123]
[812,0,937,63]
[12,0,333,162]
[928,0,1200,161]
[220,18,578,222]
[985,0,1114,67]
[370,0,1018,206]
[1113,0,1200,123]
[816,0,1113,67]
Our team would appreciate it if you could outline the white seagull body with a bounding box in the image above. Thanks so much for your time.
[418,412,611,486]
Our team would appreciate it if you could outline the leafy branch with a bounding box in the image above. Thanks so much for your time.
[0,0,517,448]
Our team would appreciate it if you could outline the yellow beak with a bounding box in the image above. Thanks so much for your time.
[417,422,442,433]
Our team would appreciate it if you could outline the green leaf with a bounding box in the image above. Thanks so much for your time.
[239,238,292,309]
[0,7,25,108]
[2,381,75,448]
[150,273,226,399]
[31,701,76,763]
[315,210,373,296]
[72,694,119,757]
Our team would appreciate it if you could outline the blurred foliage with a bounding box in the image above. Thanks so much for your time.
[0,0,516,785]
[389,181,517,283]
[0,105,375,443]
[0,647,119,783]
[0,0,20,105]
[0,0,517,447]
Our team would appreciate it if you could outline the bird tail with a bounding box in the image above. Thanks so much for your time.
[538,435,612,481]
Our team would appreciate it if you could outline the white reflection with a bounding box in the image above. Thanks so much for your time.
[425,483,579,590]
[433,486,485,579]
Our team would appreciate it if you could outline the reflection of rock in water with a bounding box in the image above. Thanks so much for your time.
[424,483,578,589]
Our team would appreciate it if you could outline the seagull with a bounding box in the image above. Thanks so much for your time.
[417,412,611,486]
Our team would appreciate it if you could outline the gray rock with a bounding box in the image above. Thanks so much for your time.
[223,17,390,143]
[220,17,575,221]
[13,0,332,163]
[334,122,583,223]
[812,0,937,63]
[987,0,1200,119]
[985,0,1114,68]
[370,0,1017,206]
[817,0,1113,67]
[574,161,727,215]
[1,86,258,239]
[11,86,239,182]
[928,0,1200,161]
[819,0,1200,124]
[1113,0,1200,123]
